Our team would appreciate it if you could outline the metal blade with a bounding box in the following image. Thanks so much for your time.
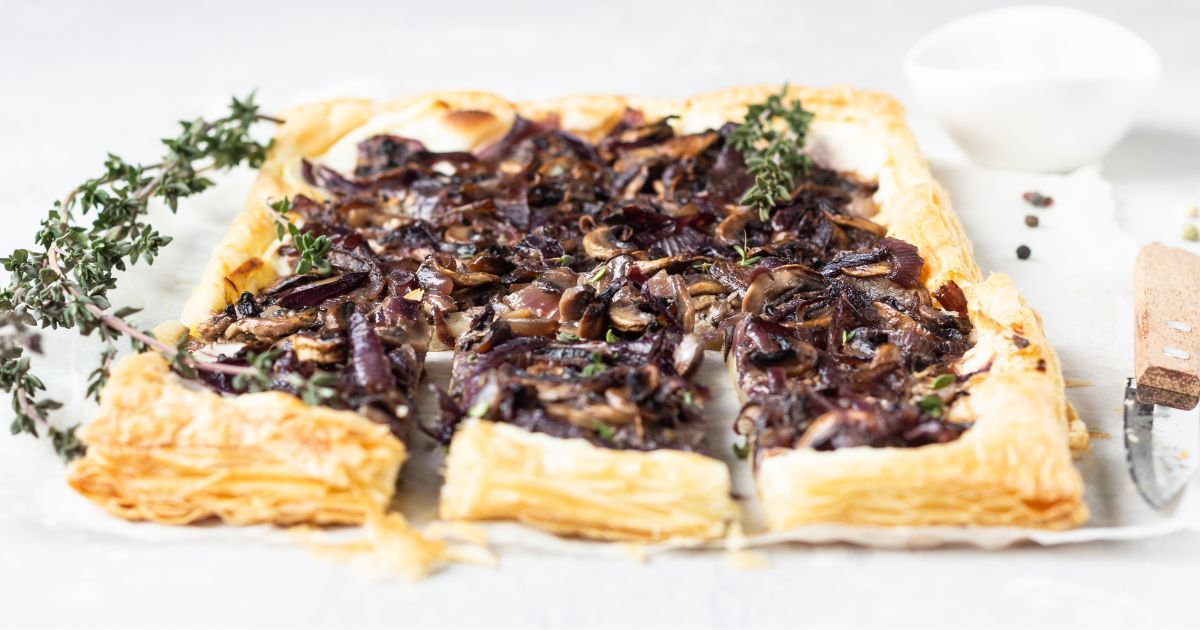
[1124,378,1199,508]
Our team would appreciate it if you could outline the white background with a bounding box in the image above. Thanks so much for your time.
[3,1,1200,628]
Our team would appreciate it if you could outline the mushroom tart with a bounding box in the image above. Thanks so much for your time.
[68,86,1087,544]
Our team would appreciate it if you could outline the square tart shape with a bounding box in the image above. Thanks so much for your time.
[69,85,1087,538]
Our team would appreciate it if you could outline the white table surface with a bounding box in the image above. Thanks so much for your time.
[3,1,1200,628]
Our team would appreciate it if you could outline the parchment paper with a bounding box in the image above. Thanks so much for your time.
[1,146,1196,555]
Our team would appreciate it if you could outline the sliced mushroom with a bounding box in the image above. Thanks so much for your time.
[668,274,695,331]
[558,284,595,322]
[499,315,559,337]
[633,255,690,277]
[429,255,500,287]
[828,212,887,237]
[687,279,728,296]
[582,225,636,260]
[545,402,637,428]
[608,287,655,332]
[577,301,607,339]
[715,211,755,245]
[195,313,233,342]
[741,264,824,315]
[290,333,345,365]
[673,333,704,378]
[794,408,874,450]
[840,261,892,278]
[224,310,317,342]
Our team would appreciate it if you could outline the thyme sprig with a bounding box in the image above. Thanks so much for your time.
[729,84,815,221]
[233,348,339,406]
[0,94,285,460]
[270,198,331,275]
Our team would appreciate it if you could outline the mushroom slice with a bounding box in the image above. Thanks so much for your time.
[290,333,345,365]
[558,284,595,322]
[429,255,500,287]
[828,212,887,236]
[608,287,655,332]
[499,315,559,337]
[582,225,636,261]
[544,402,637,428]
[840,261,892,278]
[673,333,704,378]
[576,301,607,339]
[687,279,728,296]
[634,255,690,277]
[741,264,824,315]
[715,211,755,245]
[224,310,317,342]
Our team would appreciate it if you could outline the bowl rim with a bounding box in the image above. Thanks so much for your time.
[904,4,1162,82]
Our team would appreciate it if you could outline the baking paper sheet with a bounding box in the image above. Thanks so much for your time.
[2,148,1197,555]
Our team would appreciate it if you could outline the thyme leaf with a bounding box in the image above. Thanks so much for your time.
[729,84,814,221]
[270,198,331,275]
[0,94,281,460]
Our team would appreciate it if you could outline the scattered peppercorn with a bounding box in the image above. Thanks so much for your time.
[1016,244,1031,260]
[1184,225,1199,242]
[1022,191,1053,208]
[1024,214,1039,227]
[1013,335,1030,349]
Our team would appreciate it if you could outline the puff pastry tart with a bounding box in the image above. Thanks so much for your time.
[68,85,1088,543]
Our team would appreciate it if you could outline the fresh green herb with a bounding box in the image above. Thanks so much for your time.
[841,330,854,345]
[590,266,607,284]
[467,399,490,418]
[232,348,280,392]
[0,94,280,460]
[917,394,944,418]
[691,261,712,273]
[226,349,337,406]
[294,371,338,406]
[270,198,331,275]
[556,331,580,343]
[732,438,752,460]
[729,84,814,221]
[552,254,575,266]
[931,374,956,390]
[605,328,619,343]
[594,422,616,442]
[580,352,607,377]
[682,391,696,407]
[732,244,763,267]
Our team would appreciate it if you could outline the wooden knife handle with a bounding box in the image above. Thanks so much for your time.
[1134,243,1200,410]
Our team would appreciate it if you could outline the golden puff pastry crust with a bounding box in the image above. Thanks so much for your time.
[67,352,406,526]
[751,274,1086,530]
[80,84,1085,539]
[440,419,737,542]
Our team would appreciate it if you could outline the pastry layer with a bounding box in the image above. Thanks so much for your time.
[68,353,406,525]
[441,419,736,541]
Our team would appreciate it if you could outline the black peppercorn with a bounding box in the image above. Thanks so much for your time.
[1016,245,1031,260]
[1024,214,1039,227]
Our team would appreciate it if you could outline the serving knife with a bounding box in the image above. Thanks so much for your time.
[1124,243,1200,508]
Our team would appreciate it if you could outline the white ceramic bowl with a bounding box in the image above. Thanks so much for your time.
[904,5,1161,172]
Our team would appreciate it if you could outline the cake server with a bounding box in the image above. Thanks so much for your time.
[1124,243,1200,508]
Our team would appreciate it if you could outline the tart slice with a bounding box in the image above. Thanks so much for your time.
[436,318,734,540]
